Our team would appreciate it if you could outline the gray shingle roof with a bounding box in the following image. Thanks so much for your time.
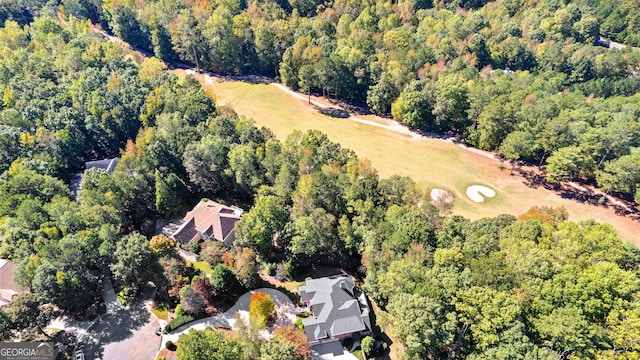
[85,157,120,175]
[299,275,371,343]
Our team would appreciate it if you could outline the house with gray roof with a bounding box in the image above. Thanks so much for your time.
[299,275,372,346]
[70,157,121,198]
[85,157,120,175]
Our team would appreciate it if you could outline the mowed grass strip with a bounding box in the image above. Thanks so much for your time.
[177,70,640,246]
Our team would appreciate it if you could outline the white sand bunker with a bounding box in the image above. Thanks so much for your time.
[431,188,454,204]
[466,185,496,203]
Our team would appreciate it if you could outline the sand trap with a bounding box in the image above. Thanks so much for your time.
[466,185,496,203]
[431,188,454,204]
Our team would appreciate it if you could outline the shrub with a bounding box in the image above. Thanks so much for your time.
[174,304,185,317]
[184,239,201,254]
[361,336,375,356]
[295,317,304,330]
[163,315,194,333]
[165,340,177,351]
[283,261,294,279]
[265,262,277,276]
[117,287,133,305]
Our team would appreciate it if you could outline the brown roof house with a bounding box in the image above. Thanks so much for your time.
[299,275,372,349]
[171,199,243,247]
[0,259,21,307]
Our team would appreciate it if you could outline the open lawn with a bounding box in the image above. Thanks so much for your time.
[151,305,169,321]
[176,70,640,246]
[186,260,214,276]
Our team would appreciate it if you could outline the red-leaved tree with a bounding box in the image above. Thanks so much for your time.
[274,326,311,359]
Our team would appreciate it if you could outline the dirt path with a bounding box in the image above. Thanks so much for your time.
[600,36,640,51]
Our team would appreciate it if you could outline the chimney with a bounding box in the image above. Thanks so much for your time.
[340,280,352,297]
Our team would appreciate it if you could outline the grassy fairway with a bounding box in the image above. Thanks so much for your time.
[179,71,640,246]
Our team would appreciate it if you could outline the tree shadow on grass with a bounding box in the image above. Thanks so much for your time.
[517,167,640,219]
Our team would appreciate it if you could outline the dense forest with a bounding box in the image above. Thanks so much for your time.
[4,0,640,199]
[0,2,640,360]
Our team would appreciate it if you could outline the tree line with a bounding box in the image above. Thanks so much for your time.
[3,0,640,200]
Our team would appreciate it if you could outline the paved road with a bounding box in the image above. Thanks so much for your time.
[79,301,160,360]
[101,308,161,360]
[76,277,161,360]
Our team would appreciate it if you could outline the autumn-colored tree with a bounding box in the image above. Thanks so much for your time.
[222,252,235,268]
[149,234,177,257]
[273,326,311,359]
[192,277,220,316]
[249,292,275,329]
[234,247,258,289]
[518,206,568,226]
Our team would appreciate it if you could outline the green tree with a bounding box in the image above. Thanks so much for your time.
[228,143,265,193]
[386,293,450,359]
[110,233,158,298]
[367,72,401,115]
[183,135,229,193]
[260,338,304,360]
[235,195,289,255]
[391,81,435,130]
[209,264,241,299]
[155,170,190,218]
[606,302,640,355]
[3,293,58,339]
[298,64,316,103]
[454,286,521,350]
[596,154,640,196]
[203,7,241,73]
[0,310,10,340]
[499,131,535,172]
[176,328,244,360]
[169,10,207,71]
[434,75,469,130]
[533,307,600,359]
[289,208,339,263]
[545,146,595,182]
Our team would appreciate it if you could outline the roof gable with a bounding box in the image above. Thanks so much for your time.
[172,200,243,244]
[85,157,120,175]
[299,275,371,343]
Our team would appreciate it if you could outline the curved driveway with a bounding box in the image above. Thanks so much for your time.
[161,288,294,347]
